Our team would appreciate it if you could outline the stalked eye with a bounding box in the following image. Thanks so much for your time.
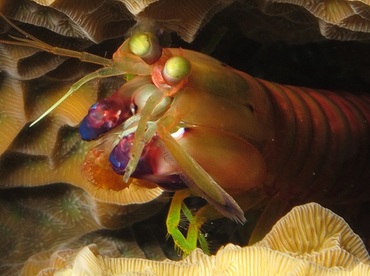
[128,32,162,65]
[162,56,191,86]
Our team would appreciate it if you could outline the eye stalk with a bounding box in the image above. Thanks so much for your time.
[128,32,162,65]
[162,56,191,86]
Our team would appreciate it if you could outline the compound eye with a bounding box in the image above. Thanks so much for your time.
[162,56,191,86]
[128,32,162,65]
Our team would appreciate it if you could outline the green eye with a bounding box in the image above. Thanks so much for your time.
[163,56,191,86]
[129,32,162,65]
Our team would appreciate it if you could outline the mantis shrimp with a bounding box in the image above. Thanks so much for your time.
[1,14,369,256]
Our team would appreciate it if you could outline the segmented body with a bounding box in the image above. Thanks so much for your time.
[227,73,370,241]
[236,73,370,205]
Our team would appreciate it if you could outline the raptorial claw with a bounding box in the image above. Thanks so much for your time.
[109,133,185,189]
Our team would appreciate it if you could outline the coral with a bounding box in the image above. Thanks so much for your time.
[0,185,167,275]
[23,203,370,275]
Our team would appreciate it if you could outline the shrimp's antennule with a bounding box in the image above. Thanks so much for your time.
[0,12,112,67]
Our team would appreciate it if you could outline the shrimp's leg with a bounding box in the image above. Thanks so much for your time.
[166,190,209,256]
[30,67,123,126]
[180,198,209,255]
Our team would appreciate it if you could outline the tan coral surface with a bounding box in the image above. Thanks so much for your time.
[24,203,370,275]
[3,0,370,44]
